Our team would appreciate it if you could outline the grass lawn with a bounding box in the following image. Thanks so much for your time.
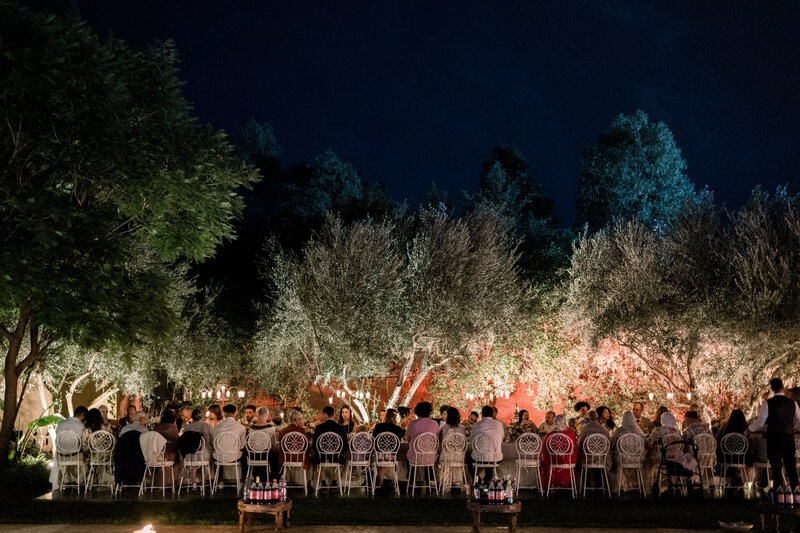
[0,487,763,529]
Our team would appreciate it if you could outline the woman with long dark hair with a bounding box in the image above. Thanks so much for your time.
[338,405,355,434]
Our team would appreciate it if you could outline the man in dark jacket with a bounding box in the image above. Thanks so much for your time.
[749,377,800,489]
[312,406,348,465]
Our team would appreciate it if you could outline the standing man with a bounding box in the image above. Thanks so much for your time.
[632,402,653,434]
[749,378,800,490]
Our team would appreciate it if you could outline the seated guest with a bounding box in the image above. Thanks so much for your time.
[407,402,440,465]
[539,410,556,435]
[119,411,148,437]
[517,410,538,433]
[270,407,283,427]
[492,406,507,429]
[651,405,669,430]
[711,405,731,436]
[183,409,213,458]
[716,408,752,465]
[540,414,578,488]
[645,411,680,471]
[440,406,467,444]
[597,405,616,432]
[470,405,504,478]
[377,409,386,424]
[178,405,193,432]
[56,405,87,437]
[569,402,591,435]
[682,410,712,442]
[278,409,311,470]
[397,406,412,436]
[242,404,256,428]
[155,409,180,483]
[338,405,355,434]
[98,405,112,432]
[436,405,450,427]
[250,406,277,447]
[577,411,610,468]
[118,405,136,429]
[207,404,222,428]
[214,404,246,450]
[611,411,646,490]
[372,408,401,492]
[81,408,104,453]
[632,402,653,434]
[312,406,348,465]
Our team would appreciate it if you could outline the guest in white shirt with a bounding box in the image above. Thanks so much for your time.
[183,408,214,458]
[470,405,504,478]
[250,406,277,450]
[56,405,87,437]
[118,411,148,437]
[214,403,246,450]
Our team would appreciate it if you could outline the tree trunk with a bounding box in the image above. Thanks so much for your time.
[386,353,415,409]
[0,303,36,472]
[400,364,429,407]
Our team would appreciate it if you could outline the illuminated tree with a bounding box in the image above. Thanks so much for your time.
[0,3,257,469]
[577,110,697,231]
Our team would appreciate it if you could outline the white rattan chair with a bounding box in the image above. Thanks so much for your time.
[472,433,501,483]
[55,431,84,492]
[407,432,438,496]
[693,433,717,490]
[245,431,271,489]
[546,432,576,498]
[139,431,174,496]
[515,432,543,493]
[281,431,309,495]
[615,432,646,497]
[580,433,611,497]
[213,432,243,494]
[719,432,750,493]
[178,436,212,495]
[439,432,468,494]
[371,431,400,495]
[346,431,373,495]
[85,430,115,493]
[314,431,344,496]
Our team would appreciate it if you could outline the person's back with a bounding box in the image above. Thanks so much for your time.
[56,406,87,436]
[313,406,347,464]
[766,394,797,434]
[470,406,504,463]
[682,411,712,442]
[406,402,439,464]
[184,411,213,450]
[214,404,246,449]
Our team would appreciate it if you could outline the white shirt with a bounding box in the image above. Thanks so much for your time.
[214,416,246,449]
[749,393,800,432]
[55,416,84,436]
[470,417,504,462]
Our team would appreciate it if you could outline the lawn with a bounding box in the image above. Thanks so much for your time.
[0,488,762,529]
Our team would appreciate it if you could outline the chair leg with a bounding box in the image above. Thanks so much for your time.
[393,465,400,495]
[303,468,308,496]
[337,466,343,495]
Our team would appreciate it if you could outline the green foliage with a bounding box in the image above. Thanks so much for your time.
[577,110,697,231]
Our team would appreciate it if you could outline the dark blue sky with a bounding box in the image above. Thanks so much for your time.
[73,1,800,225]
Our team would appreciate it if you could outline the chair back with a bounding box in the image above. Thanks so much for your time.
[373,431,400,465]
[581,433,610,468]
[213,431,242,465]
[516,432,542,462]
[472,433,500,464]
[88,430,115,465]
[616,432,644,468]
[184,436,207,464]
[349,431,373,463]
[546,432,575,466]
[410,432,438,466]
[659,431,684,462]
[693,433,716,468]
[720,432,748,467]
[280,430,309,466]
[55,431,82,464]
[246,431,271,464]
[441,431,467,465]
[315,431,343,465]
[139,431,167,466]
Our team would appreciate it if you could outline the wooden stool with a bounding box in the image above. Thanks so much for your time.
[467,500,521,533]
[238,500,292,532]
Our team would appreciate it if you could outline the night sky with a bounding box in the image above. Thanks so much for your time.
[67,2,800,224]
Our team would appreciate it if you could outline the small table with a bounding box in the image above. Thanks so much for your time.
[467,500,521,533]
[758,502,800,532]
[238,499,292,532]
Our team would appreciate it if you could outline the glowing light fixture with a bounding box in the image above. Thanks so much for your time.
[687,392,692,401]
[648,392,654,401]
[328,397,333,404]
[237,390,245,399]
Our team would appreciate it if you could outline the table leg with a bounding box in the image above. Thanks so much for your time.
[276,510,284,531]
[472,511,481,533]
[239,510,245,532]
[284,509,290,528]
[509,513,517,533]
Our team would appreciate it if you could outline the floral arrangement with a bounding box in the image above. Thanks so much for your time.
[504,420,537,442]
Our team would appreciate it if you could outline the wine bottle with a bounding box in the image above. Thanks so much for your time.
[473,478,481,501]
[778,485,786,506]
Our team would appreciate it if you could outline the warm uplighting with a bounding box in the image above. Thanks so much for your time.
[134,525,156,533]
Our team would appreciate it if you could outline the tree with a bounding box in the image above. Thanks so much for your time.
[577,110,697,231]
[474,144,573,282]
[255,206,523,421]
[0,3,258,468]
